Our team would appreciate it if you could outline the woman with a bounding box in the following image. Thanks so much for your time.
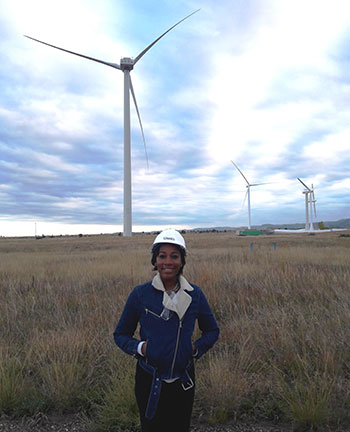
[114,229,219,432]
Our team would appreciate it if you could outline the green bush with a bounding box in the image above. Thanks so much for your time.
[88,355,139,432]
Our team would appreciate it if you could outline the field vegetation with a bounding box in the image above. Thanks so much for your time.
[0,231,349,431]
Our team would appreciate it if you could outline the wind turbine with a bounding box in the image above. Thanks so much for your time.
[231,161,269,230]
[297,178,317,231]
[25,9,199,237]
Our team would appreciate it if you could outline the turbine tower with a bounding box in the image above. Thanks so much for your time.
[25,9,199,237]
[297,178,317,231]
[231,161,268,230]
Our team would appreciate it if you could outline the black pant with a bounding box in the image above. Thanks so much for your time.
[135,363,195,432]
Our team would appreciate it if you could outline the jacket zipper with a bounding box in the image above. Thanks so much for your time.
[170,319,182,379]
[145,308,161,318]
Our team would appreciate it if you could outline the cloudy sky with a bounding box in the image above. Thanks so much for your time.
[1,0,349,236]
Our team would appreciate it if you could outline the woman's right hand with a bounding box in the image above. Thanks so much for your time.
[141,341,147,356]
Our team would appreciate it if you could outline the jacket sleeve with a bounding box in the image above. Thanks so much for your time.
[113,287,142,357]
[193,288,219,359]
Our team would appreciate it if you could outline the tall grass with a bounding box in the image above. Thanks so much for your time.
[0,232,349,429]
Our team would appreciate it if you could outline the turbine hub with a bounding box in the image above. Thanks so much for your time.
[120,57,134,71]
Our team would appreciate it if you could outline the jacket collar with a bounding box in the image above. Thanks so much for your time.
[152,273,194,292]
[152,273,193,320]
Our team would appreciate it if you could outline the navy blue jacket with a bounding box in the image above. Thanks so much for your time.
[114,279,219,418]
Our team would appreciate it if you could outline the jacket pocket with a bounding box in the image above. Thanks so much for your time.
[143,308,163,366]
[143,308,176,369]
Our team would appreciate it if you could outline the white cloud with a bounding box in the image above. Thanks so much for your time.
[54,197,94,210]
[303,130,350,159]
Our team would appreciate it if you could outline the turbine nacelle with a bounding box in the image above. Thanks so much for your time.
[120,57,134,71]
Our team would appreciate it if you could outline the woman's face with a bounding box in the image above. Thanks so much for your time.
[156,244,182,286]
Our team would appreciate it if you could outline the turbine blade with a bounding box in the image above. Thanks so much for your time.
[231,160,250,185]
[297,177,311,191]
[129,76,149,170]
[133,9,200,64]
[250,182,271,187]
[24,35,121,70]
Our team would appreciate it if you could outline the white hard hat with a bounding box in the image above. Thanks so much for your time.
[153,229,186,251]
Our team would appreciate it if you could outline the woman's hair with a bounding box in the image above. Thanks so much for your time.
[151,243,187,273]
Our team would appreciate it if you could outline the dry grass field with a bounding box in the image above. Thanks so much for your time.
[0,231,349,431]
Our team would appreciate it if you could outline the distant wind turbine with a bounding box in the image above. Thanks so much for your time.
[297,177,317,231]
[231,161,269,229]
[25,9,199,237]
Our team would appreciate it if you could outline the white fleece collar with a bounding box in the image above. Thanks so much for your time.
[152,273,193,320]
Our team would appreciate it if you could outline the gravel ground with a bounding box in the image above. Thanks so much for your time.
[0,414,347,432]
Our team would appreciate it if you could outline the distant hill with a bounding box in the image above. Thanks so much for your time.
[193,218,350,232]
[326,219,350,228]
